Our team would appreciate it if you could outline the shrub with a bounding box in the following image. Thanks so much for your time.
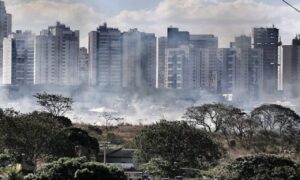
[135,120,223,177]
[0,154,15,168]
[210,154,300,180]
[25,157,127,180]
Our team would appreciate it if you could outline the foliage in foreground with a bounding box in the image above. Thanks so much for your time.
[0,164,23,180]
[205,154,300,180]
[25,157,127,180]
[0,110,99,166]
[135,120,223,178]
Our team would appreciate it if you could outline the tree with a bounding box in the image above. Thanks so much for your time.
[135,120,222,177]
[222,108,259,146]
[25,157,127,180]
[33,92,73,116]
[0,164,23,180]
[0,154,16,168]
[184,103,233,132]
[251,104,300,134]
[62,128,99,160]
[211,154,300,180]
[141,158,169,178]
[0,111,65,164]
[0,110,101,166]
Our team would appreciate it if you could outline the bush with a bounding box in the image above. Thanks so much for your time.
[55,116,72,127]
[25,157,127,180]
[210,154,300,180]
[0,154,14,168]
[135,120,223,177]
[228,140,236,148]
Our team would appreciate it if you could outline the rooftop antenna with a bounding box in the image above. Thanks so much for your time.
[282,0,300,14]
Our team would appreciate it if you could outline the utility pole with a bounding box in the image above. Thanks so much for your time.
[98,111,123,164]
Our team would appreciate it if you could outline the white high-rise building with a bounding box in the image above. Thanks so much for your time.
[165,45,202,89]
[122,29,156,89]
[89,23,122,87]
[219,35,264,100]
[34,22,79,85]
[3,31,35,85]
[0,0,12,84]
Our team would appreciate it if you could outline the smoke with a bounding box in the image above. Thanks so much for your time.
[1,85,300,125]
[0,86,224,125]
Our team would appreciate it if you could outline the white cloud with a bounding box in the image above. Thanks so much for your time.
[5,0,104,47]
[3,0,300,47]
[109,0,300,47]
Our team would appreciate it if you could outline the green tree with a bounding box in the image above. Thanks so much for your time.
[33,92,73,116]
[62,128,99,160]
[251,104,300,134]
[0,164,23,180]
[141,158,169,178]
[25,157,126,180]
[0,111,65,164]
[135,120,222,177]
[0,110,100,165]
[0,154,17,168]
[184,103,232,132]
[221,107,259,147]
[211,154,300,180]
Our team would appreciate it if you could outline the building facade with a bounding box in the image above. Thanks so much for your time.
[79,47,89,85]
[282,36,300,97]
[253,27,279,95]
[218,48,236,94]
[122,29,156,89]
[220,35,264,100]
[3,31,35,85]
[34,22,79,85]
[165,45,202,90]
[167,27,189,48]
[158,37,167,88]
[190,34,219,93]
[89,23,122,88]
[0,0,12,84]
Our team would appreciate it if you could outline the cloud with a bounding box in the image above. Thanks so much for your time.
[5,0,104,47]
[109,0,300,47]
[3,0,300,47]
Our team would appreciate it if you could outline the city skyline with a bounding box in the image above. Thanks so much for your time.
[1,0,300,101]
[2,0,300,48]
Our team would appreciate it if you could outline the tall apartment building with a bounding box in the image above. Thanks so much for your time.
[0,0,12,84]
[253,27,279,95]
[34,22,79,85]
[218,48,236,94]
[282,36,300,97]
[122,29,156,89]
[167,27,189,48]
[161,27,220,92]
[165,45,202,89]
[190,35,219,93]
[3,31,35,85]
[79,47,89,85]
[158,37,167,88]
[219,35,263,99]
[89,23,122,88]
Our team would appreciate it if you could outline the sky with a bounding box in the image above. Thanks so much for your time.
[3,0,300,48]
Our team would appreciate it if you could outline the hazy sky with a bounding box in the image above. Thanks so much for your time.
[3,0,300,47]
